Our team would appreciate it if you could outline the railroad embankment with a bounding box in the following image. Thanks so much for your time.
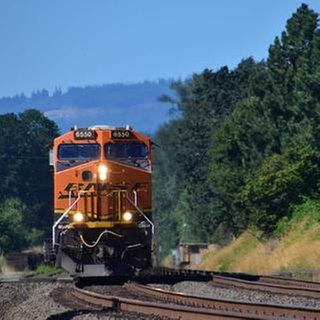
[198,199,320,279]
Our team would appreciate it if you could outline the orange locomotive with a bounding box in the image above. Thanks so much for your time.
[49,125,153,276]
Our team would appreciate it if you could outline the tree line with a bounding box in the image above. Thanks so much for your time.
[0,80,173,114]
[153,4,320,256]
[0,110,59,252]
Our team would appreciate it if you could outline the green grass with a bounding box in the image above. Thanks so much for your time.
[216,232,260,272]
[276,198,320,238]
[35,263,63,276]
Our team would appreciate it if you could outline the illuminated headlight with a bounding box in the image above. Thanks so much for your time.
[73,212,84,223]
[123,211,133,222]
[98,164,108,180]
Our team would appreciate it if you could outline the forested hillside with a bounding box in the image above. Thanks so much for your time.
[153,4,320,256]
[0,80,174,133]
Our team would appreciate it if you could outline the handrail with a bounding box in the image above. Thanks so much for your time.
[52,190,90,248]
[125,191,154,235]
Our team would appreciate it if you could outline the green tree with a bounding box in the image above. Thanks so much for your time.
[209,4,320,235]
[18,109,59,232]
[0,114,24,198]
[209,96,277,234]
[267,3,320,147]
[0,109,59,245]
[153,120,182,259]
[154,4,320,253]
[0,198,28,252]
[154,59,267,246]
[240,145,320,233]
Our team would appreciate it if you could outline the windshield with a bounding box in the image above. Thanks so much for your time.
[105,143,147,159]
[105,143,149,169]
[58,144,100,160]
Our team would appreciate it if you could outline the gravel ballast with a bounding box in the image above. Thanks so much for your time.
[0,281,177,320]
[150,281,320,309]
[0,282,71,320]
[1,279,319,319]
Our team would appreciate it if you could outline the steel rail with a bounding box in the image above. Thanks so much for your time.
[125,282,320,320]
[213,275,320,299]
[257,275,320,290]
[153,267,320,293]
[72,283,266,320]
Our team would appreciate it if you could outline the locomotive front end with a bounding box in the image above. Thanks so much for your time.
[49,125,153,276]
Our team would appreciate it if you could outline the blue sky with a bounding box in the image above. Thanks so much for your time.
[1,0,320,98]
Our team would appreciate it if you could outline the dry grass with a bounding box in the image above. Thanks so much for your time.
[163,254,175,268]
[273,223,320,272]
[0,255,14,273]
[199,219,320,274]
[199,231,260,272]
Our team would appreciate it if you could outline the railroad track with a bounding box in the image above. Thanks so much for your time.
[212,274,320,298]
[73,281,320,320]
[158,267,320,284]
[254,274,320,290]
[141,267,320,298]
[125,282,320,319]
[73,282,263,319]
[2,266,318,319]
[72,268,320,320]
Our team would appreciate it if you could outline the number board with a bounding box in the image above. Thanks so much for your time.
[74,130,97,140]
[111,130,134,139]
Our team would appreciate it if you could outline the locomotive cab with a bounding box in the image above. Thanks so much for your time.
[49,125,153,277]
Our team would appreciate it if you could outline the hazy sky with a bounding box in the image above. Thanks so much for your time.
[1,0,320,97]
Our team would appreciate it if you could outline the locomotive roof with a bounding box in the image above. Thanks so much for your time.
[72,125,133,131]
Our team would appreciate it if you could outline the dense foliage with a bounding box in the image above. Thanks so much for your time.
[153,4,320,256]
[0,110,59,252]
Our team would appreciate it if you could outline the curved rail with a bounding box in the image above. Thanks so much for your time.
[72,282,264,320]
[125,282,320,320]
[73,266,320,320]
[151,267,320,294]
[212,275,320,298]
[255,274,320,290]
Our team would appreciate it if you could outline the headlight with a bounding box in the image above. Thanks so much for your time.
[123,211,133,222]
[73,212,84,223]
[98,164,108,180]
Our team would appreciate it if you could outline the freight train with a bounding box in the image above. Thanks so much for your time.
[45,125,153,277]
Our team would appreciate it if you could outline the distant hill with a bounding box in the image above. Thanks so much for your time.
[0,80,176,133]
